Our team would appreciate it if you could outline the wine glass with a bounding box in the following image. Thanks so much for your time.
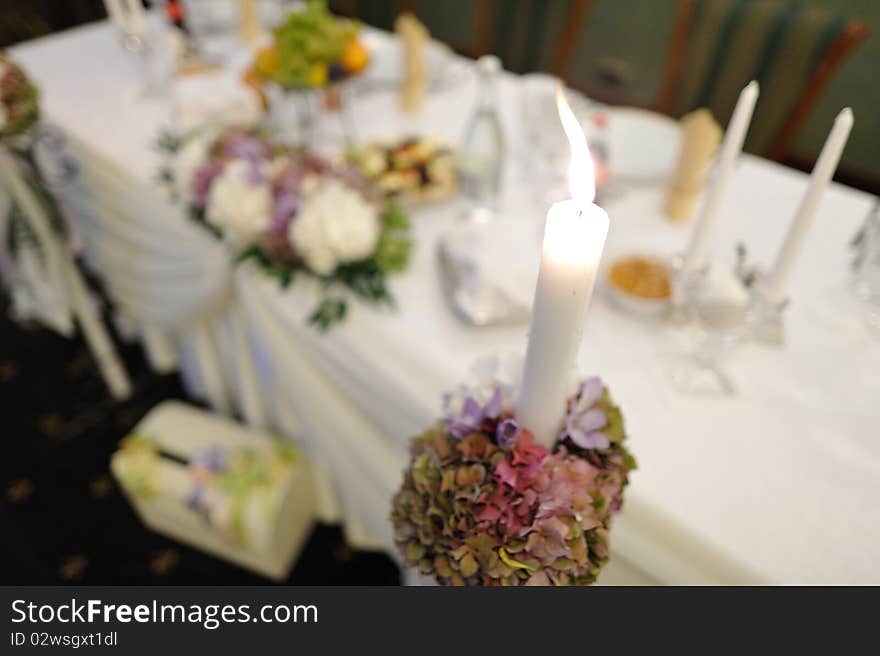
[113,4,171,98]
[518,73,568,204]
[664,261,751,395]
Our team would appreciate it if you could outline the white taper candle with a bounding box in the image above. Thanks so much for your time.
[764,107,853,301]
[684,80,759,271]
[517,88,609,448]
[517,201,609,447]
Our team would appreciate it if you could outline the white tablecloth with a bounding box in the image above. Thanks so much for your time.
[12,19,880,584]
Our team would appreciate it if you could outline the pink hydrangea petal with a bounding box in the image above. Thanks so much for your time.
[495,459,519,488]
[525,570,550,586]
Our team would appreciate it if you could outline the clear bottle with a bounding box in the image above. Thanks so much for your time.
[459,55,505,208]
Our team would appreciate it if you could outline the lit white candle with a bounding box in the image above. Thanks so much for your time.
[764,107,853,301]
[683,80,759,271]
[517,89,609,448]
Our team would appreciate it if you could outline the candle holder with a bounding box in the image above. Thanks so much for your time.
[663,257,750,396]
[744,281,789,346]
[116,21,171,100]
[266,84,357,150]
[668,253,708,323]
[391,356,635,586]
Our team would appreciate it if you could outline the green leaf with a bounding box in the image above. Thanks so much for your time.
[600,391,626,444]
[155,130,182,154]
[308,297,347,331]
[235,245,262,264]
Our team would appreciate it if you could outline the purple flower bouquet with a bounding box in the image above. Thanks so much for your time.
[391,376,635,586]
[158,126,412,330]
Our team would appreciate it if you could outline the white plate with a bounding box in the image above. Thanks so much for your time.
[606,107,680,183]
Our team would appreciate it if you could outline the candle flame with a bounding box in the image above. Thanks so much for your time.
[556,86,595,204]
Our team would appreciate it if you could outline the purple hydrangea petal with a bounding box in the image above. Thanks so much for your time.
[277,167,303,193]
[496,418,521,449]
[273,191,298,223]
[190,446,227,471]
[569,429,610,450]
[206,448,227,471]
[447,419,473,440]
[461,397,483,424]
[483,388,503,420]
[444,387,509,440]
[224,132,271,160]
[245,161,265,185]
[192,161,225,208]
[578,377,604,408]
[185,484,205,510]
[269,193,299,237]
[575,408,607,433]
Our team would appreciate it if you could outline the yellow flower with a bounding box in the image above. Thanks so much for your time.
[307,62,328,88]
[498,547,536,572]
[254,45,280,80]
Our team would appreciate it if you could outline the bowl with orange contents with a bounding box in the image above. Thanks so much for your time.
[605,254,672,317]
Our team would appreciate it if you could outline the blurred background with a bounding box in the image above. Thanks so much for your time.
[0,0,875,192]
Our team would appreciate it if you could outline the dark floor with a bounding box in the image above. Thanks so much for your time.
[0,298,400,586]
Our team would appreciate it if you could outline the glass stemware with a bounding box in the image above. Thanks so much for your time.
[517,75,610,206]
[664,259,750,395]
[266,83,357,151]
[112,6,172,99]
[459,55,505,211]
[517,73,568,205]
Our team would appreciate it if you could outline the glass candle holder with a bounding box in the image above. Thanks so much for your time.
[664,261,750,396]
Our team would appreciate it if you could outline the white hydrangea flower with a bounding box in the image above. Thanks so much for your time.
[205,159,273,246]
[289,179,381,276]
[443,352,523,420]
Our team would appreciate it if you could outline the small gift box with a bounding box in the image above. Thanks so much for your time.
[111,402,315,580]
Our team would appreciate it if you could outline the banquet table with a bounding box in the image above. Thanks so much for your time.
[11,18,880,585]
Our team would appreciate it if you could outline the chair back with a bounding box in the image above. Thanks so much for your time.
[332,0,587,70]
[659,0,867,157]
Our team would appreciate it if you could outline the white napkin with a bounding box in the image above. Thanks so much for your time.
[171,71,262,134]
